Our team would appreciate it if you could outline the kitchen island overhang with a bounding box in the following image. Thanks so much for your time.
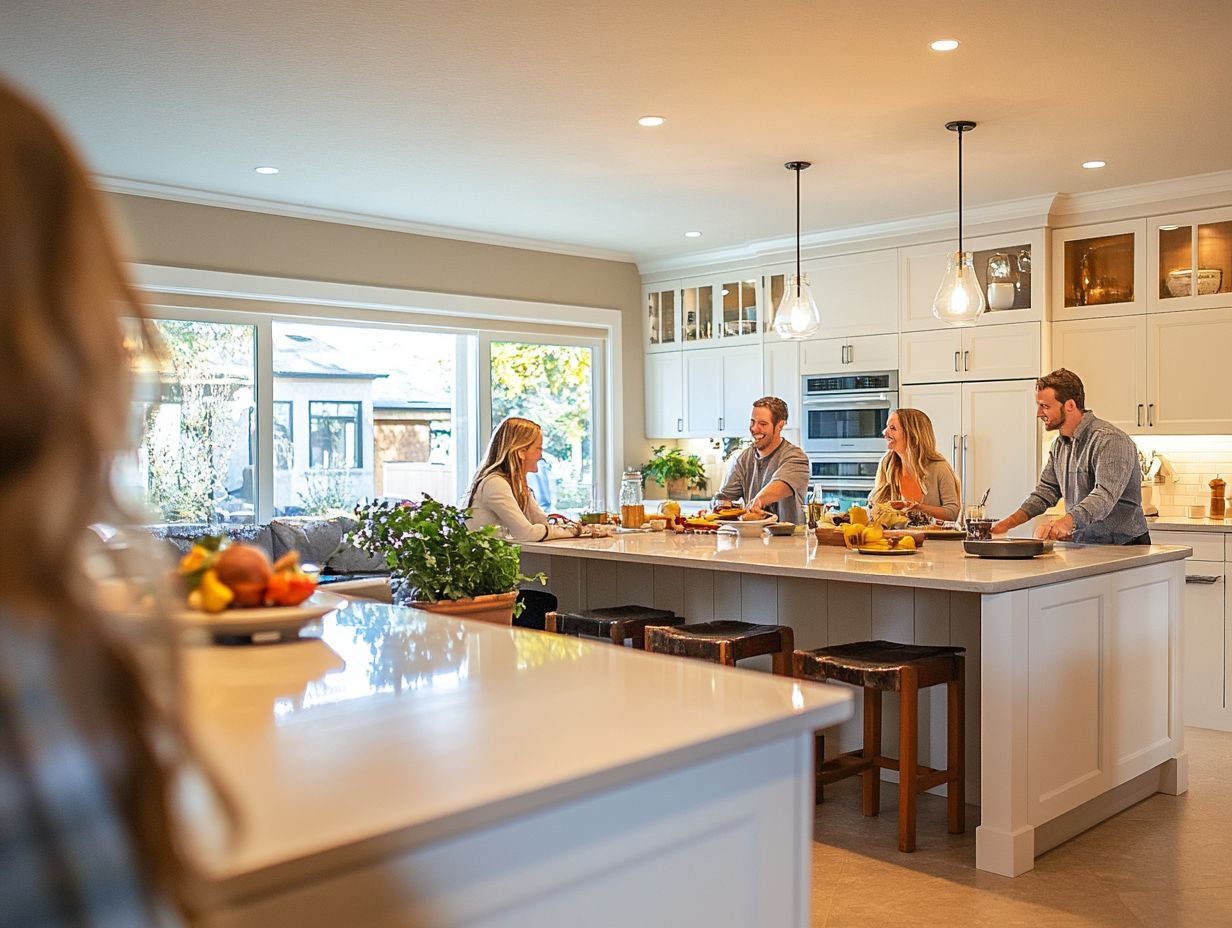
[520,533,1192,877]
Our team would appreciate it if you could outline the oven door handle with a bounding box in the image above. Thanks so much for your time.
[802,394,892,406]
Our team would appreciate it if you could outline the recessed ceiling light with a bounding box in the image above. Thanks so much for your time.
[684,230,702,238]
[1082,160,1106,169]
[930,39,960,51]
[638,115,665,127]
[254,165,280,174]
[1159,224,1180,231]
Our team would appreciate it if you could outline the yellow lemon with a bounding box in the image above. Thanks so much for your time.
[897,535,916,550]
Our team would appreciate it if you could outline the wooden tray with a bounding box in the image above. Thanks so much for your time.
[814,527,925,548]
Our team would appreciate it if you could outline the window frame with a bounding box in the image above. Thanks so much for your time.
[308,400,363,469]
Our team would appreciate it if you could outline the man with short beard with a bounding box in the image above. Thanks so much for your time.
[992,368,1150,545]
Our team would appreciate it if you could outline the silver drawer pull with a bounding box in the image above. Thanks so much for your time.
[1186,575,1222,584]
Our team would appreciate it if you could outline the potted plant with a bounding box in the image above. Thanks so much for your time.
[346,495,543,625]
[641,445,708,499]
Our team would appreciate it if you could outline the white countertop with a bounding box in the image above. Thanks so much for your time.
[1148,516,1232,533]
[522,531,1191,594]
[183,602,851,901]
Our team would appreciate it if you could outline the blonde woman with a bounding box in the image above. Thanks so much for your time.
[0,80,211,923]
[868,408,961,522]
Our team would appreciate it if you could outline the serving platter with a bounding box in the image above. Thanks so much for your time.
[853,546,917,556]
[716,515,778,536]
[963,539,1054,559]
[172,590,347,641]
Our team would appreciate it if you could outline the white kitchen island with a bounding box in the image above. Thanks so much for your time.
[520,531,1192,877]
[184,601,852,927]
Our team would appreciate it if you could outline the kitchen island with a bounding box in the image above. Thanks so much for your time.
[184,600,851,927]
[520,531,1192,877]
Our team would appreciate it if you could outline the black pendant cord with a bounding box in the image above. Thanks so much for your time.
[957,126,964,254]
[795,165,802,297]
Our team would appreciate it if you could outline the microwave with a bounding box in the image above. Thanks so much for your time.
[801,371,898,454]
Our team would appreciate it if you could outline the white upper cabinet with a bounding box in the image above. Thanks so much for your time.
[900,229,1046,332]
[799,333,898,375]
[1050,316,1146,433]
[644,351,685,438]
[900,322,1042,384]
[806,249,899,338]
[1051,219,1147,321]
[679,277,718,348]
[1148,206,1232,314]
[644,282,680,353]
[682,345,763,438]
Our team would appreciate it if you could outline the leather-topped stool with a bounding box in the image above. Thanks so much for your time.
[545,605,680,648]
[644,620,794,676]
[794,639,965,852]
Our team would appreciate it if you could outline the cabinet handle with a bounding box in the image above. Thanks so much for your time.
[1186,575,1222,584]
[951,434,959,470]
[1148,404,1155,427]
[964,350,971,371]
[954,351,960,372]
[1137,404,1144,428]
[677,418,683,433]
[847,343,854,364]
[718,417,724,431]
[961,434,969,504]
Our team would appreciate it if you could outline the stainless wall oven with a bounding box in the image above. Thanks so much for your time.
[808,453,882,513]
[801,371,898,454]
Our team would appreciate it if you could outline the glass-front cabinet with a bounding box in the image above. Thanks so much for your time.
[1051,219,1147,320]
[762,266,790,337]
[719,277,761,343]
[644,282,680,353]
[680,278,715,346]
[1149,207,1232,313]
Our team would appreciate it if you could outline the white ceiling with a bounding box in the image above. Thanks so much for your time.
[3,0,1231,266]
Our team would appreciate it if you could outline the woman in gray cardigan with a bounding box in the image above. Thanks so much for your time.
[868,408,962,522]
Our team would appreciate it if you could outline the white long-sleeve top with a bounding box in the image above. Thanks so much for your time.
[465,474,574,542]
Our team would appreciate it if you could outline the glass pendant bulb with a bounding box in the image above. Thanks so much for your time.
[773,273,821,340]
[932,251,987,326]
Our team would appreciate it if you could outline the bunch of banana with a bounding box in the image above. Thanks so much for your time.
[870,502,910,529]
[839,520,917,551]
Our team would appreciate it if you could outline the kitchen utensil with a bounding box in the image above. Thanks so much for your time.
[963,539,1053,559]
[1210,478,1226,520]
[979,487,991,508]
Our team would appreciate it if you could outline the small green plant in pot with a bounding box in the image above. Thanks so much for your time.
[346,495,544,624]
[641,445,707,499]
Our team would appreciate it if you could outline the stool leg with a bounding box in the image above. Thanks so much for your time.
[545,612,558,634]
[814,732,825,805]
[861,686,882,817]
[898,667,919,852]
[772,626,794,676]
[948,658,966,835]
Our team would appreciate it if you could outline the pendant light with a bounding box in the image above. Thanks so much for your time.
[773,161,822,340]
[932,120,986,327]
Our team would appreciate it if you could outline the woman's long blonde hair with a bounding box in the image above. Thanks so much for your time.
[0,80,196,914]
[869,407,953,506]
[466,416,542,511]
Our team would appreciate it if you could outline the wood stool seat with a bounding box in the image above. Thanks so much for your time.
[545,605,680,648]
[645,620,794,676]
[794,639,966,852]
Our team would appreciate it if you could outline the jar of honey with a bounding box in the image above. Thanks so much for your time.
[1211,478,1226,520]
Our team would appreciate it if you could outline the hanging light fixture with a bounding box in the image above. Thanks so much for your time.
[773,161,821,340]
[932,120,986,327]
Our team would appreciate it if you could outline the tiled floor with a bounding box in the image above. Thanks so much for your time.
[811,727,1232,927]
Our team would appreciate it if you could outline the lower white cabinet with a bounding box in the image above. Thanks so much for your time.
[1155,530,1231,732]
[901,379,1040,520]
[645,351,685,437]
[800,333,897,374]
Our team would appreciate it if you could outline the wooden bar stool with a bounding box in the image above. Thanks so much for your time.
[545,605,680,648]
[644,620,794,676]
[794,639,965,852]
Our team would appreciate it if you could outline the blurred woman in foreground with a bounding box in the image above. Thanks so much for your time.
[0,79,205,924]
[868,408,961,523]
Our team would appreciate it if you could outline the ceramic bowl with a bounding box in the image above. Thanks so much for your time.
[1166,267,1222,298]
[765,522,796,536]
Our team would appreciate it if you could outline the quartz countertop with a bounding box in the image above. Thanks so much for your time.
[183,601,850,901]
[521,531,1190,594]
[1148,516,1232,533]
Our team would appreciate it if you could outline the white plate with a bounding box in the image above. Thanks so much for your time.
[172,590,348,640]
[716,515,779,536]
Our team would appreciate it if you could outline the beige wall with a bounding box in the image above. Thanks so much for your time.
[106,193,646,465]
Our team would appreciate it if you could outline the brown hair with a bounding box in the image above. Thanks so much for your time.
[868,408,955,506]
[1036,368,1085,410]
[0,80,198,914]
[466,416,542,511]
[753,396,790,425]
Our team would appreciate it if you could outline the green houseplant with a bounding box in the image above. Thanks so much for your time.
[346,495,543,624]
[641,445,708,498]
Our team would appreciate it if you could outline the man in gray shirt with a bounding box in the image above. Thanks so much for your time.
[714,396,810,526]
[992,369,1150,545]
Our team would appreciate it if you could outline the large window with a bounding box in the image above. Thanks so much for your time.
[309,402,362,468]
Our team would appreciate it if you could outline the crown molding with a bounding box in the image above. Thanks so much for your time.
[1050,169,1232,218]
[638,193,1058,277]
[97,176,638,264]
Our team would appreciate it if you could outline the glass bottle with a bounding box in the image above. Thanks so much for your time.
[620,469,643,507]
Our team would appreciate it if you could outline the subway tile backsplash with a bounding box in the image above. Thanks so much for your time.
[1134,436,1232,515]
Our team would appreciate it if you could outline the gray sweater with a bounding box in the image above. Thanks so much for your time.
[717,438,810,525]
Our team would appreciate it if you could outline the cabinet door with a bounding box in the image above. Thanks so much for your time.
[1051,317,1146,433]
[717,276,763,344]
[680,279,717,348]
[899,240,951,332]
[962,322,1042,381]
[644,352,684,438]
[1148,307,1232,433]
[900,329,962,384]
[1181,560,1228,730]
[683,349,723,436]
[1051,219,1147,321]
[644,283,680,353]
[807,249,899,339]
[962,380,1040,521]
[845,333,898,372]
[901,382,962,474]
[799,336,848,375]
[720,346,763,437]
[1149,208,1232,314]
[763,340,799,410]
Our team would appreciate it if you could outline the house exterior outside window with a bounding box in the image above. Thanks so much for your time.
[309,401,362,469]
